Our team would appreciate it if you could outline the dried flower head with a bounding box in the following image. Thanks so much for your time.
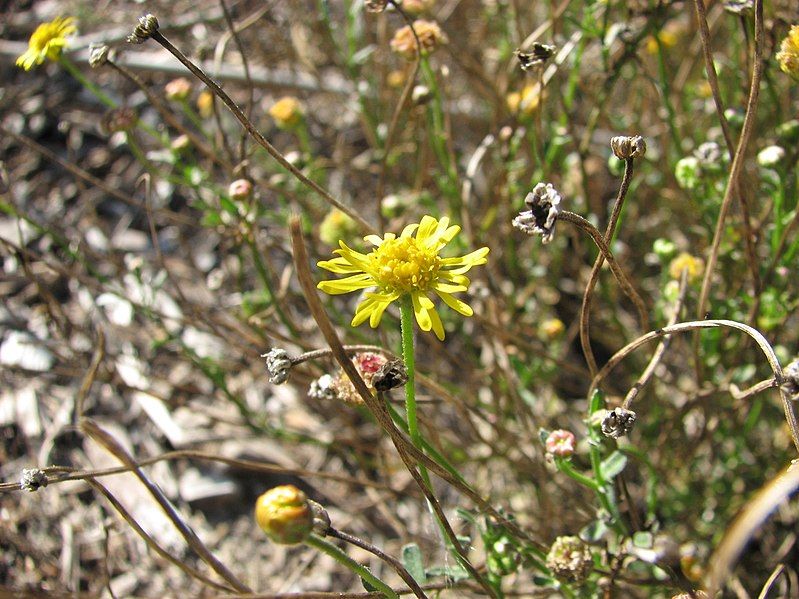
[255,485,314,545]
[165,77,192,101]
[269,96,304,129]
[694,141,722,168]
[515,42,556,70]
[20,468,48,492]
[88,44,110,69]
[364,0,389,12]
[317,215,489,341]
[101,107,139,134]
[601,407,637,438]
[671,593,709,599]
[546,535,593,583]
[16,16,77,71]
[512,183,562,244]
[545,429,576,458]
[723,0,753,14]
[668,252,704,283]
[610,135,646,160]
[262,348,292,384]
[309,374,338,401]
[777,25,799,80]
[373,358,409,391]
[127,14,159,44]
[781,358,799,400]
[390,20,447,60]
[506,83,541,117]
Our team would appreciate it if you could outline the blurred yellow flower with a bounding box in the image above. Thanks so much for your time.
[317,215,489,340]
[390,20,447,61]
[668,252,704,282]
[197,90,214,118]
[16,16,76,71]
[645,29,678,55]
[507,83,541,117]
[540,318,565,340]
[777,25,799,80]
[269,96,304,129]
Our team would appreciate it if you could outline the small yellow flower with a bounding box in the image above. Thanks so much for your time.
[777,25,799,80]
[507,83,541,117]
[317,215,489,340]
[197,90,214,118]
[16,16,77,71]
[269,96,304,129]
[645,29,678,55]
[668,252,704,282]
[319,209,358,247]
[255,485,313,545]
[540,318,565,340]
[390,20,447,61]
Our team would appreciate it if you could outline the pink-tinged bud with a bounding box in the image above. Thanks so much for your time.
[545,429,576,458]
[165,77,192,101]
[228,179,253,201]
[255,485,314,545]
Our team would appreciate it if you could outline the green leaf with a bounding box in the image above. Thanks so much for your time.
[580,518,608,543]
[219,196,239,215]
[632,531,653,548]
[401,544,427,584]
[600,451,628,480]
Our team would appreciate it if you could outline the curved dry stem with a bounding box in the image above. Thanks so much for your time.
[579,156,640,376]
[147,28,376,236]
[729,378,778,401]
[588,319,799,454]
[81,419,252,593]
[707,462,799,596]
[560,211,649,344]
[622,271,688,410]
[695,0,764,368]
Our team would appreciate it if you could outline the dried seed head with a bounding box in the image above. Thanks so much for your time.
[610,135,646,160]
[373,358,409,392]
[255,485,314,545]
[364,0,389,12]
[88,44,110,68]
[309,499,331,535]
[694,141,723,168]
[546,536,593,583]
[20,468,48,492]
[127,14,159,44]
[309,374,339,401]
[512,182,562,244]
[390,20,447,60]
[515,42,556,70]
[601,407,637,438]
[101,107,138,134]
[781,359,799,400]
[262,348,292,384]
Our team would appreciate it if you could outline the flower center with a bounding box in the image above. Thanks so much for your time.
[369,236,440,293]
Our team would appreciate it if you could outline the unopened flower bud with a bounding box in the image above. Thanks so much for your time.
[540,318,565,340]
[20,468,48,492]
[262,348,292,384]
[127,14,159,44]
[255,485,314,545]
[545,429,576,458]
[228,179,253,201]
[610,135,646,160]
[269,97,304,129]
[165,77,192,101]
[546,536,593,583]
[372,358,408,392]
[601,407,637,438]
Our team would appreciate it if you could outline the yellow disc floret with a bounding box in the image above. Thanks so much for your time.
[371,236,441,294]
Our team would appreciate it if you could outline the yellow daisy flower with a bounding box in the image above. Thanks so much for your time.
[16,17,77,71]
[317,215,489,340]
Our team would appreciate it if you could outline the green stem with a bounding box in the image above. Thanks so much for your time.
[554,458,599,491]
[58,55,116,108]
[400,298,420,448]
[306,535,399,599]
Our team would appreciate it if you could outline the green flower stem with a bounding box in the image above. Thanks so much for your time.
[58,55,116,109]
[554,458,599,491]
[419,57,458,193]
[399,299,421,447]
[305,534,399,599]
